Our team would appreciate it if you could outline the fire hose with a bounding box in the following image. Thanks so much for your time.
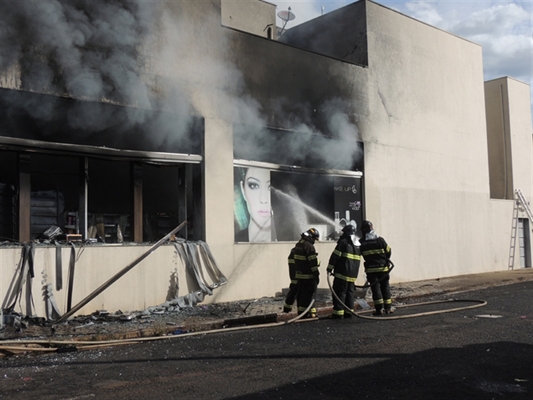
[327,264,487,320]
[0,300,317,356]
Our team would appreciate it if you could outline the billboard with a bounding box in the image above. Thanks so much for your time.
[234,166,362,243]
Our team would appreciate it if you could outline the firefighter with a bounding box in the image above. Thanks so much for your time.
[293,228,321,318]
[326,224,361,319]
[283,247,298,313]
[359,220,393,316]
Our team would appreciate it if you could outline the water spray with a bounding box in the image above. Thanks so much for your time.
[271,187,336,227]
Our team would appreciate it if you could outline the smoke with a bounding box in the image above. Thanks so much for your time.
[293,98,362,170]
[0,0,200,148]
[0,0,153,103]
[234,96,361,170]
[0,0,361,169]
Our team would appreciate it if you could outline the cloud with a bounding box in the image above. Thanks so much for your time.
[405,0,444,26]
[452,3,530,36]
[443,3,532,86]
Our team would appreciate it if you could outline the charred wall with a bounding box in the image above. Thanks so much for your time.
[0,89,203,154]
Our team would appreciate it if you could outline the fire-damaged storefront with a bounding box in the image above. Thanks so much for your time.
[0,88,364,319]
[0,89,204,243]
[0,90,221,320]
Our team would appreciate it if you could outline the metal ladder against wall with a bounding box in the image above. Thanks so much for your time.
[508,189,533,270]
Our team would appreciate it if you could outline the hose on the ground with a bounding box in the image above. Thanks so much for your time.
[327,273,487,320]
[0,299,317,356]
[1,274,489,356]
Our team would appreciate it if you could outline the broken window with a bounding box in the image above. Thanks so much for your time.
[142,163,183,242]
[87,158,132,243]
[29,154,78,240]
[0,151,17,241]
[0,147,202,243]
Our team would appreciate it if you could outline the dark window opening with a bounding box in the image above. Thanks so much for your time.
[0,151,17,241]
[143,164,182,242]
[29,154,79,240]
[87,159,132,243]
[0,149,202,243]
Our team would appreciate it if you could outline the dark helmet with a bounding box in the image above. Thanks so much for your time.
[302,228,320,241]
[361,220,373,234]
[342,224,356,235]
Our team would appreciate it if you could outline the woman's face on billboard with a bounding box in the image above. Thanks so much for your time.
[241,167,271,229]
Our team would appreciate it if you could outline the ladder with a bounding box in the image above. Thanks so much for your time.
[508,189,533,270]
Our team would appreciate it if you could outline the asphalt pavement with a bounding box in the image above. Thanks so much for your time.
[1,278,532,399]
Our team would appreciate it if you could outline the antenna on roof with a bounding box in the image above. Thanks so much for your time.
[277,6,296,36]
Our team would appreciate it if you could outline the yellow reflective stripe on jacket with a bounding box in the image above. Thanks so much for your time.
[294,254,318,264]
[333,249,342,256]
[333,272,357,282]
[341,252,361,260]
[288,258,295,264]
[365,266,390,273]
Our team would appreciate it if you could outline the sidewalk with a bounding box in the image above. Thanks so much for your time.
[302,268,533,319]
[2,268,532,342]
[390,268,533,300]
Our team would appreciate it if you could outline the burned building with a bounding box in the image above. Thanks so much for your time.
[0,0,531,319]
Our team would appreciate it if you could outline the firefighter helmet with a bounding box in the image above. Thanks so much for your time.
[342,224,356,235]
[361,220,373,234]
[302,228,320,241]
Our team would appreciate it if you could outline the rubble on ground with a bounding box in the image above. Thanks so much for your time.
[0,296,292,342]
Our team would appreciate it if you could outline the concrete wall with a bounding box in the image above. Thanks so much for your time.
[504,78,532,197]
[361,1,515,281]
[485,79,514,199]
[0,244,195,317]
[486,77,533,269]
[485,77,533,200]
[203,118,236,301]
[221,0,276,38]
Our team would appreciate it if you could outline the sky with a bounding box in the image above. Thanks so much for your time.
[271,0,533,124]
